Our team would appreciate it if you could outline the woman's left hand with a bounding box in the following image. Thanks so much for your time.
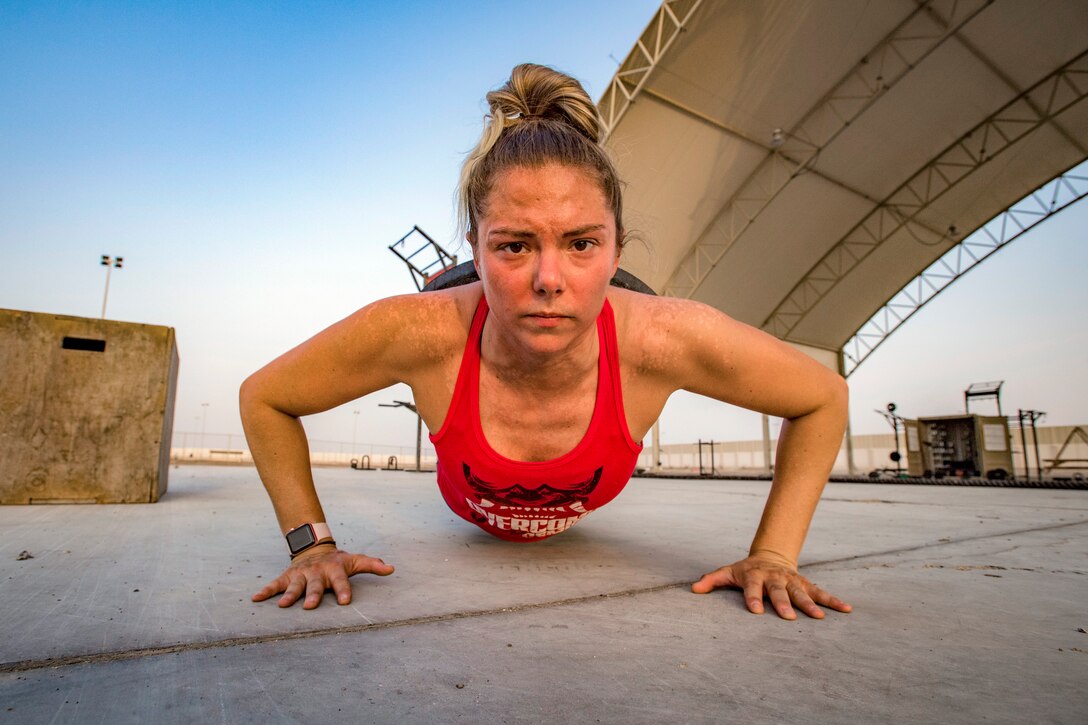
[691,551,852,620]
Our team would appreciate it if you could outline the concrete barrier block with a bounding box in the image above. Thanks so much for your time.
[0,309,179,503]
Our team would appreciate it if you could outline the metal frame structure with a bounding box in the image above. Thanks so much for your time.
[660,0,992,300]
[1015,409,1046,481]
[1045,426,1088,474]
[841,164,1088,375]
[388,226,458,292]
[599,0,705,140]
[600,0,1088,397]
[964,380,1003,415]
[763,49,1088,340]
[379,400,422,472]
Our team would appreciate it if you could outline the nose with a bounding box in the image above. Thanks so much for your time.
[533,247,564,295]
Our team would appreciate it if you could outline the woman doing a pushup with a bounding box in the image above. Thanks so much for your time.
[240,63,852,620]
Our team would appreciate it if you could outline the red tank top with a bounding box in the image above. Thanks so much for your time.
[429,294,643,542]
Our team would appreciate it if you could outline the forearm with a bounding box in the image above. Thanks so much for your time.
[749,392,847,566]
[240,387,327,535]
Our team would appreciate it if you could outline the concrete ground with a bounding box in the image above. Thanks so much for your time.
[1,465,1086,724]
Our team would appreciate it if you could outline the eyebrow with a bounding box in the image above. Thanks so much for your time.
[563,224,608,237]
[487,224,608,239]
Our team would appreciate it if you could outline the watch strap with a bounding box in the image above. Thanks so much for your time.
[285,522,334,557]
[308,522,333,541]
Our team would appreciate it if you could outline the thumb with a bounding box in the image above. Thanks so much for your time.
[691,565,738,594]
[348,554,395,577]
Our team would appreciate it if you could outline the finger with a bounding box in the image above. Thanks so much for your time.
[808,584,853,613]
[690,566,737,594]
[767,583,797,621]
[349,554,395,577]
[329,570,353,605]
[742,576,767,615]
[788,584,825,620]
[278,574,306,608]
[302,573,327,610]
[252,575,288,602]
[829,598,853,613]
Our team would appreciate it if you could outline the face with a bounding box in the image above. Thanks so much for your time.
[472,164,621,358]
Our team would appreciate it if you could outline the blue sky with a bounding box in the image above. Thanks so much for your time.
[2,1,1085,454]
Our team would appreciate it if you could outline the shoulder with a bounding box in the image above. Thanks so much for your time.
[343,283,482,370]
[607,288,733,377]
[608,287,845,415]
[241,284,484,421]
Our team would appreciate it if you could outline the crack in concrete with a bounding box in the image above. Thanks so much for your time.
[820,496,1088,511]
[725,490,1088,512]
[3,517,1086,674]
[0,583,684,674]
[801,518,1088,570]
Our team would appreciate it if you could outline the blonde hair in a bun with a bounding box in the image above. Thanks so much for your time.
[458,63,624,244]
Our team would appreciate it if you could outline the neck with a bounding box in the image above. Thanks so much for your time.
[480,321,599,391]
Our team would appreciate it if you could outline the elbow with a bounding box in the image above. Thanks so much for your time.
[790,369,848,425]
[832,371,849,410]
[824,372,850,433]
[824,369,849,418]
[239,369,299,429]
[238,372,265,426]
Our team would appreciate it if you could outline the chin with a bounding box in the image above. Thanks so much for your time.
[515,328,579,354]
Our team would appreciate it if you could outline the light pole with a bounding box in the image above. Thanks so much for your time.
[352,410,360,456]
[100,254,123,318]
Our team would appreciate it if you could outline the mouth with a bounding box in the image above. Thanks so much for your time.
[525,312,572,319]
[524,312,570,327]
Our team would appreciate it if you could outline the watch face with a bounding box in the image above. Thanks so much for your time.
[286,524,317,554]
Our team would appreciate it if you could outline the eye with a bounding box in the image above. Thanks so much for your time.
[572,239,595,252]
[500,242,526,254]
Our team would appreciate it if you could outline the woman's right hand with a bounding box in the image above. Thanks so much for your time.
[252,545,395,610]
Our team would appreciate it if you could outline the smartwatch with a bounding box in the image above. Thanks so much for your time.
[285,522,334,558]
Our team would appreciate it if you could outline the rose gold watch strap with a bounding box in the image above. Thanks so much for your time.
[285,522,335,556]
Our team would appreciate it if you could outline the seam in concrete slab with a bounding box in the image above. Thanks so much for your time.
[820,496,1088,511]
[800,518,1088,569]
[0,582,685,675]
[3,517,1085,675]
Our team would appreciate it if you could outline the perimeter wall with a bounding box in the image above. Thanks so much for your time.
[169,424,1087,478]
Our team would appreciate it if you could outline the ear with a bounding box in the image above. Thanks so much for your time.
[611,231,624,275]
[467,232,479,268]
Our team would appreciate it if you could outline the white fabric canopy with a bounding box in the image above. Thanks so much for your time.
[602,0,1088,360]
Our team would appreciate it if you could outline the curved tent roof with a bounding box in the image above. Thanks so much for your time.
[600,0,1088,368]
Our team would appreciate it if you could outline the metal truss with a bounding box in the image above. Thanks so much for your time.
[841,165,1088,377]
[598,0,705,141]
[764,48,1088,338]
[661,0,992,298]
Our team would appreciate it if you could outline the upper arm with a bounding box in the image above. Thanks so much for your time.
[634,296,847,422]
[239,292,467,419]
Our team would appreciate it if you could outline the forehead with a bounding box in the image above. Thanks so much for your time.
[481,164,612,229]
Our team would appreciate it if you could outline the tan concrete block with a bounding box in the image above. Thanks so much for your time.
[0,309,178,503]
